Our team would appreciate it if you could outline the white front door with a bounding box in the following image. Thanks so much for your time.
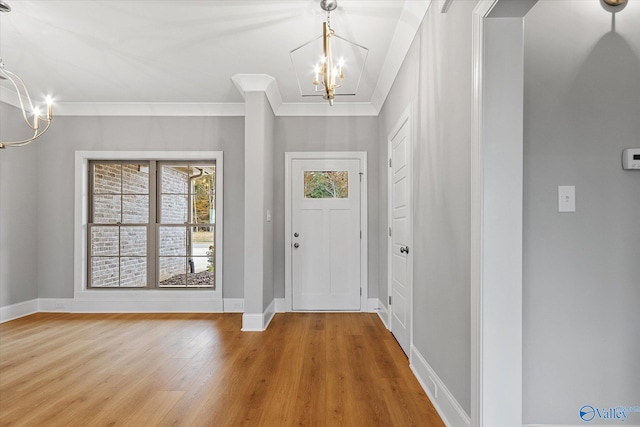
[291,159,361,311]
[389,112,412,356]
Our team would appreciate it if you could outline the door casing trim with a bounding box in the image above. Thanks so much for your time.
[284,152,368,312]
[471,1,536,425]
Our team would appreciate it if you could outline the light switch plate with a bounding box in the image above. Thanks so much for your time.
[622,148,640,170]
[558,186,576,213]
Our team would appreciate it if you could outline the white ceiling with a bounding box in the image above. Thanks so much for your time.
[0,0,429,116]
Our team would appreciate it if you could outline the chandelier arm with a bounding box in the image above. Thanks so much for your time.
[0,118,51,148]
[2,69,39,131]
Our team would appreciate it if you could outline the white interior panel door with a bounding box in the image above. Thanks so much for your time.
[292,159,361,311]
[389,115,412,356]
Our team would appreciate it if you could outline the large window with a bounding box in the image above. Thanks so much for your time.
[88,160,217,289]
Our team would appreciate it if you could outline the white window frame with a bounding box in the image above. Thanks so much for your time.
[74,151,223,311]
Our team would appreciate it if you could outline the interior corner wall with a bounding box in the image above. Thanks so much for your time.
[272,116,380,301]
[262,95,275,312]
[378,0,478,415]
[0,102,39,307]
[523,1,640,424]
[243,91,276,315]
[9,114,245,302]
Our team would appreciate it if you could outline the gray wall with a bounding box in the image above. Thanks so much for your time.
[263,96,275,311]
[20,114,245,300]
[3,110,379,307]
[378,0,477,414]
[0,103,39,306]
[523,1,640,424]
[273,116,379,300]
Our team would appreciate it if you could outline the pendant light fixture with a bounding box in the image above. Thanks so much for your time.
[0,1,53,149]
[290,0,368,106]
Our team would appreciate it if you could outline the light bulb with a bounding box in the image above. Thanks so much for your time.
[45,95,53,120]
[313,65,321,85]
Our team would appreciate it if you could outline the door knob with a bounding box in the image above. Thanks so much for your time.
[294,243,300,248]
[294,232,299,237]
[400,246,409,254]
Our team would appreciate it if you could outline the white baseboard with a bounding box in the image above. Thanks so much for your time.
[0,299,38,323]
[39,298,73,312]
[375,298,389,328]
[275,298,286,312]
[242,298,277,331]
[367,297,378,312]
[2,296,225,321]
[524,425,640,427]
[72,298,223,313]
[241,313,264,331]
[223,298,244,312]
[410,344,470,427]
[264,298,276,328]
[4,296,271,324]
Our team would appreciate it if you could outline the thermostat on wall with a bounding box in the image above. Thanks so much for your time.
[622,148,640,170]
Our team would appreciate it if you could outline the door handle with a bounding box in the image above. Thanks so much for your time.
[400,246,409,254]
[294,232,300,237]
[294,243,300,248]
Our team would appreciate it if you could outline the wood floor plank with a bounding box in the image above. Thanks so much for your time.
[256,315,307,426]
[0,312,445,427]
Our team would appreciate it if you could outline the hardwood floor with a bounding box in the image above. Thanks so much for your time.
[0,312,444,426]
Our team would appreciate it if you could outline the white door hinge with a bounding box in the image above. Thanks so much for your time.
[388,227,392,237]
[389,158,392,168]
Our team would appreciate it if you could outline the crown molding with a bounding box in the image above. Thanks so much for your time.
[0,89,245,116]
[0,87,21,110]
[276,102,378,117]
[232,74,379,116]
[0,95,378,117]
[232,74,283,114]
[54,102,246,117]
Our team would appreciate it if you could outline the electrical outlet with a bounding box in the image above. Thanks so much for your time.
[232,302,244,310]
[558,186,576,213]
[54,301,66,310]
